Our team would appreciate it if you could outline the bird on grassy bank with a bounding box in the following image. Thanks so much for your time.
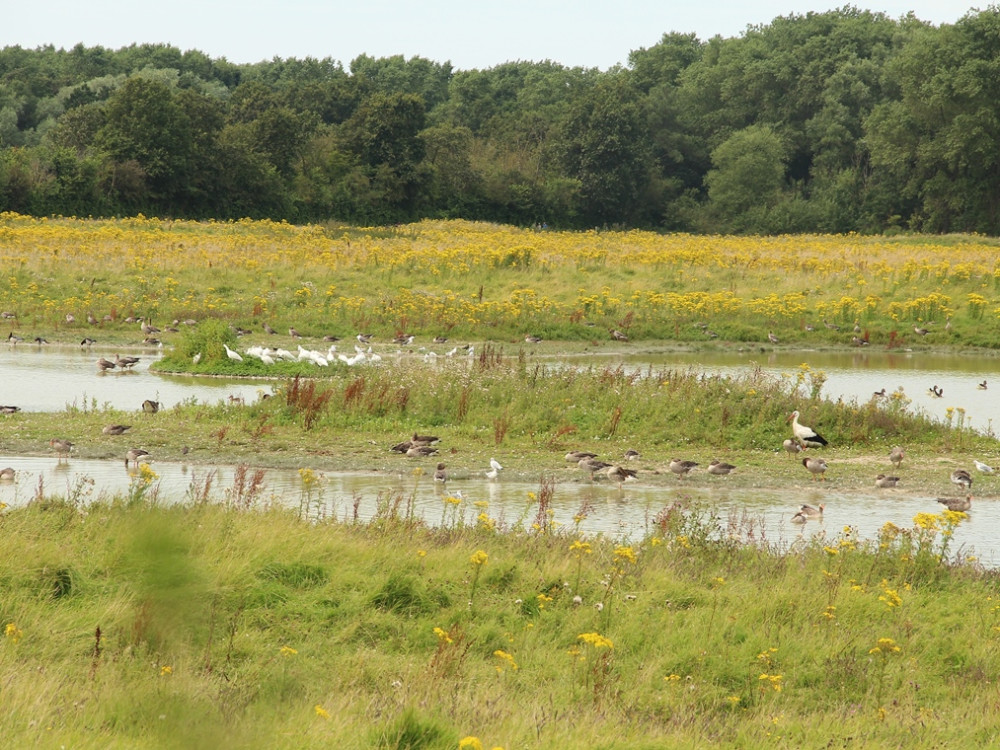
[937,494,972,512]
[125,448,150,469]
[578,457,612,480]
[406,444,438,458]
[914,325,929,336]
[412,432,440,446]
[433,463,447,483]
[669,458,699,480]
[7,332,23,344]
[610,329,629,342]
[49,438,74,461]
[889,446,905,469]
[142,399,160,414]
[0,467,14,480]
[707,460,737,476]
[607,465,638,484]
[391,440,413,454]
[289,327,302,338]
[102,424,131,436]
[624,449,641,461]
[974,460,995,474]
[223,344,243,362]
[768,331,779,345]
[802,456,828,481]
[782,439,802,458]
[0,405,20,414]
[875,474,901,488]
[951,469,973,490]
[486,457,503,480]
[566,450,598,464]
[524,334,543,344]
[787,410,828,448]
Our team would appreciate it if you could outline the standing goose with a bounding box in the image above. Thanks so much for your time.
[125,448,150,469]
[889,446,905,469]
[767,331,779,345]
[782,438,803,458]
[669,458,699,480]
[951,469,973,490]
[802,456,828,481]
[606,465,638,485]
[49,438,74,461]
[787,411,828,448]
[433,463,447,483]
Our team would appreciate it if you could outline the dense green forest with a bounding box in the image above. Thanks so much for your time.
[1,7,998,233]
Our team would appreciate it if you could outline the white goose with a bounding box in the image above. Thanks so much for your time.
[787,410,828,448]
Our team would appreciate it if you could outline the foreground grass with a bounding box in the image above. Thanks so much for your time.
[1,495,997,749]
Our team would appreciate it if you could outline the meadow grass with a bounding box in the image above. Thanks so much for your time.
[1,493,997,749]
[3,214,1000,349]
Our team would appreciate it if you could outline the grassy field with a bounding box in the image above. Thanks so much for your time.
[3,214,1000,747]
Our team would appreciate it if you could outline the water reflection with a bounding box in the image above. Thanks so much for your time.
[1,456,995,567]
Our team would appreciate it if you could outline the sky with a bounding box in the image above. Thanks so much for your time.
[5,1,983,71]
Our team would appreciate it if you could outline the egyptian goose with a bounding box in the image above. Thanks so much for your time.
[802,456,828,481]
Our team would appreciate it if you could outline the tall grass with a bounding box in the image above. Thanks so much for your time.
[0,493,995,748]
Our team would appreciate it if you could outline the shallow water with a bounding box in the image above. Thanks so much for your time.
[0,456,994,566]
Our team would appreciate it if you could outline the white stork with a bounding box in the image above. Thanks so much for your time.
[787,410,828,448]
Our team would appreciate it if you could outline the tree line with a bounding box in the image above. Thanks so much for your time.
[1,7,998,234]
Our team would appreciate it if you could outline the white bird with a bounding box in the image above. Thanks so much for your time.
[260,351,275,365]
[192,352,202,364]
[974,460,995,474]
[223,344,243,362]
[787,410,828,448]
[445,347,458,357]
[486,458,503,480]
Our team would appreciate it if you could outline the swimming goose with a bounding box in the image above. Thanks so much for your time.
[802,456,828,481]
[927,385,943,398]
[669,458,699,479]
[799,503,825,518]
[978,380,988,390]
[433,463,447,482]
[788,410,828,448]
[937,494,972,512]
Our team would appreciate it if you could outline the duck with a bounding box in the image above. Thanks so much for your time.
[875,474,901,488]
[125,448,150,468]
[951,469,973,490]
[707,460,737,476]
[782,438,803,458]
[937,494,972,512]
[486,457,503,480]
[102,424,132,436]
[49,438,74,460]
[889,446,905,469]
[802,456,828,481]
[787,410,828,448]
[978,380,988,390]
[669,458,699,480]
[433,463,447,482]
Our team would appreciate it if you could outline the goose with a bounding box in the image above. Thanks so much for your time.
[978,380,988,390]
[937,494,972,512]
[927,385,943,398]
[0,405,20,414]
[142,399,160,414]
[624,449,641,461]
[7,332,23,344]
[889,446,905,469]
[914,325,929,336]
[263,322,277,335]
[393,334,415,345]
[81,337,97,346]
[65,313,76,324]
[412,432,440,446]
[289,327,302,338]
[406,444,439,458]
[125,448,150,469]
[115,354,140,369]
[974,460,995,474]
[102,424,131,436]
[140,321,160,335]
[578,457,612,479]
[524,335,542,344]
[33,336,48,345]
[49,438,74,460]
[799,503,825,518]
[782,438,803,458]
[669,458,699,479]
[707,460,737,476]
[610,329,629,342]
[486,457,503,480]
[875,474,900,488]
[433,336,449,344]
[790,510,809,524]
[951,469,973,489]
[433,463,447,482]
[787,410,828,448]
[823,319,840,331]
[0,467,13,481]
[97,357,117,372]
[223,344,243,362]
[322,334,341,343]
[356,333,373,344]
[566,450,598,463]
[390,440,413,454]
[802,456,828,481]
[873,388,887,398]
[607,465,638,484]
[767,331,779,345]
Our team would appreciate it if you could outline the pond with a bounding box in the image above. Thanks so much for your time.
[1,343,998,565]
